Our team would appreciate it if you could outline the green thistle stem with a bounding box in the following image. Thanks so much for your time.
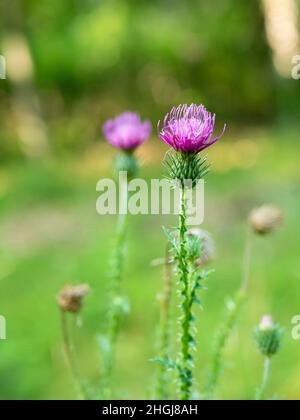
[178,188,193,400]
[241,226,253,292]
[156,245,173,399]
[256,358,271,400]
[163,151,211,399]
[205,227,253,399]
[204,291,245,400]
[103,173,128,397]
[60,310,88,400]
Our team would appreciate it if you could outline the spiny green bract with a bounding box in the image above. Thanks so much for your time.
[164,151,209,188]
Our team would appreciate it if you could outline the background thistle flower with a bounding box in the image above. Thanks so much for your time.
[103,112,151,151]
[100,112,151,398]
[250,205,283,235]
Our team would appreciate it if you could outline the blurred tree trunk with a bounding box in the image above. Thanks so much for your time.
[260,0,300,122]
[1,0,50,158]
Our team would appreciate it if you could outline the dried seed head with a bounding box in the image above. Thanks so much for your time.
[186,228,215,266]
[57,284,90,313]
[250,205,283,235]
[254,315,283,358]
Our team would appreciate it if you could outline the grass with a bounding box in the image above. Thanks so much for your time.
[0,127,300,400]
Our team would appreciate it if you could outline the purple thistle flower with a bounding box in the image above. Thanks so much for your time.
[159,104,226,153]
[103,112,152,151]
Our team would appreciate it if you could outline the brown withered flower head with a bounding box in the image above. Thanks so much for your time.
[250,205,283,235]
[57,284,90,313]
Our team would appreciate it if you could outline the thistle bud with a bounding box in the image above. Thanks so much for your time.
[250,205,283,235]
[57,284,90,313]
[254,316,283,358]
[114,152,139,179]
[185,228,215,266]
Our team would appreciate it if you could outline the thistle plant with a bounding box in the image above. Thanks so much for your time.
[57,284,90,400]
[205,205,283,400]
[101,112,151,397]
[254,316,284,400]
[158,104,225,400]
[153,229,215,399]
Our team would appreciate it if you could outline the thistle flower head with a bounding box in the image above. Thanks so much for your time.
[103,112,151,151]
[250,205,283,235]
[159,104,226,154]
[254,315,283,358]
[57,284,90,313]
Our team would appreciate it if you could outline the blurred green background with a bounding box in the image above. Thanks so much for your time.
[0,0,300,400]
